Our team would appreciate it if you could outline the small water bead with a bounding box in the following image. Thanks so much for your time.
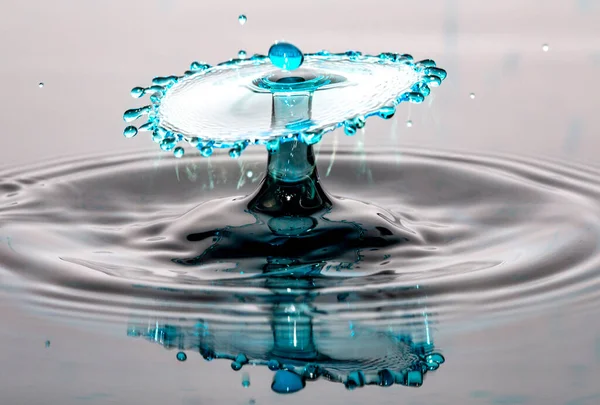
[271,370,305,394]
[469,93,476,99]
[229,147,242,158]
[123,106,151,122]
[45,340,51,348]
[173,147,185,158]
[38,82,44,88]
[406,120,413,128]
[123,126,138,138]
[176,351,187,362]
[542,44,550,52]
[189,137,200,147]
[130,87,145,98]
[242,372,250,388]
[246,171,253,178]
[268,42,304,71]
[378,369,395,387]
[378,106,396,120]
[238,14,247,25]
[190,61,211,71]
[267,360,280,371]
[199,146,213,157]
[238,50,247,59]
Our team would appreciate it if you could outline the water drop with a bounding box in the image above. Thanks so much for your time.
[123,126,138,138]
[406,120,413,128]
[271,370,305,394]
[45,340,50,348]
[173,147,184,158]
[469,93,476,99]
[247,171,253,178]
[176,351,187,362]
[542,44,549,52]
[268,42,304,71]
[238,14,247,25]
[123,106,151,122]
[378,369,394,386]
[38,82,44,88]
[229,146,242,158]
[130,87,145,98]
[238,50,247,59]
[200,348,216,361]
[405,370,423,387]
[267,360,280,370]
[378,106,396,120]
[231,361,242,371]
[199,146,213,157]
[242,372,251,388]
[189,137,200,147]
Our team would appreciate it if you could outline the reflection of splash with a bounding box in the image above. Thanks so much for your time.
[127,295,445,393]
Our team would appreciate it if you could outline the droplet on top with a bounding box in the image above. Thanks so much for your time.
[176,351,187,362]
[268,42,304,71]
[542,44,549,52]
[38,82,44,88]
[238,14,247,25]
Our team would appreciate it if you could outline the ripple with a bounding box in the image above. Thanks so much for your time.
[1,147,600,328]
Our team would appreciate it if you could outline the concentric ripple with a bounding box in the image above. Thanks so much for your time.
[1,147,600,327]
[123,52,445,156]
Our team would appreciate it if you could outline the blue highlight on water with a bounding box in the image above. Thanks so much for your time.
[176,351,187,361]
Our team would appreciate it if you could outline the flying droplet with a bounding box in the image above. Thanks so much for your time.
[130,87,145,98]
[45,340,51,348]
[469,93,476,99]
[247,171,253,178]
[238,50,247,59]
[242,372,250,388]
[38,82,44,88]
[123,126,138,138]
[173,147,184,158]
[238,14,247,25]
[542,44,549,52]
[406,120,413,128]
[268,42,304,71]
[176,351,187,362]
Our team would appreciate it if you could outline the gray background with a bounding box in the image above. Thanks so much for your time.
[1,1,599,404]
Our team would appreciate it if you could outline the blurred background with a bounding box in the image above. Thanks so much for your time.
[1,1,599,404]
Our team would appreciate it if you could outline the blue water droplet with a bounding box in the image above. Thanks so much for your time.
[123,126,138,138]
[238,14,247,25]
[176,352,187,362]
[344,122,357,136]
[268,360,280,371]
[406,370,423,387]
[345,371,366,390]
[229,146,242,158]
[378,369,394,386]
[426,353,445,364]
[268,42,304,71]
[271,370,305,394]
[199,146,213,157]
[424,67,447,81]
[407,92,425,104]
[351,116,366,128]
[231,361,242,371]
[424,75,442,87]
[123,106,151,122]
[238,50,247,59]
[190,61,211,71]
[38,82,44,88]
[189,137,200,147]
[200,348,216,361]
[378,106,396,120]
[45,340,51,348]
[130,87,145,98]
[173,147,184,158]
[242,372,251,388]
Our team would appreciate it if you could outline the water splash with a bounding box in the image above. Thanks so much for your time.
[122,43,446,159]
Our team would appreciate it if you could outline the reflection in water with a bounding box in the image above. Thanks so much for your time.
[128,286,444,394]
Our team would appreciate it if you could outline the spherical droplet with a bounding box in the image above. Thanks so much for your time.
[238,14,247,25]
[267,359,280,370]
[173,147,184,158]
[268,42,304,71]
[199,146,213,157]
[176,352,187,362]
[123,126,138,138]
[246,170,253,178]
[406,120,413,128]
[38,82,44,88]
[542,44,549,52]
[238,50,247,59]
[45,340,51,348]
[469,93,476,99]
